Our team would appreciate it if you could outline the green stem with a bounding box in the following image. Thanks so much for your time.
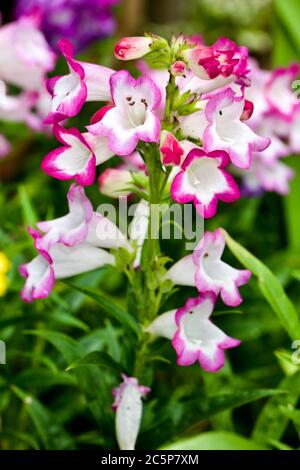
[132,73,179,381]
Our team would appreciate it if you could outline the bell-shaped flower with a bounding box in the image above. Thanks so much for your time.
[166,229,251,307]
[185,37,249,82]
[179,109,208,141]
[0,13,55,91]
[20,242,114,302]
[170,148,240,218]
[20,186,148,301]
[19,184,132,302]
[146,293,240,372]
[243,155,294,196]
[41,125,114,186]
[87,70,161,156]
[244,59,271,127]
[203,88,271,169]
[45,39,114,123]
[265,64,300,122]
[35,184,93,251]
[41,125,96,185]
[0,80,37,125]
[114,36,153,60]
[112,374,150,450]
[19,250,55,303]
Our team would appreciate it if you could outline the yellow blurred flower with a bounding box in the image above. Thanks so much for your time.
[0,273,8,297]
[0,252,10,297]
[0,252,10,274]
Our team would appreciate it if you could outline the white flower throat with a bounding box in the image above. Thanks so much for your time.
[125,95,148,127]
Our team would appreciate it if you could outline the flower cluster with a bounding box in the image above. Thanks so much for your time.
[20,33,280,450]
[0,12,56,159]
[15,0,121,53]
[241,60,300,195]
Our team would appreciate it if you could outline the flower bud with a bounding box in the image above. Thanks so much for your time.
[114,36,153,61]
[98,168,133,198]
[112,375,150,450]
[160,130,184,166]
[170,60,187,77]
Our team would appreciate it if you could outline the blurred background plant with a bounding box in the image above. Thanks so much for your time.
[1,0,300,451]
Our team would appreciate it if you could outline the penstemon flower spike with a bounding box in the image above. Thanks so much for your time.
[18,31,293,450]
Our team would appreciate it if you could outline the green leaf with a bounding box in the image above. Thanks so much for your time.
[144,388,285,449]
[162,431,268,450]
[0,430,40,450]
[13,369,77,391]
[63,282,140,335]
[66,351,122,374]
[274,0,300,58]
[24,329,120,425]
[50,311,90,332]
[0,390,10,415]
[281,158,300,255]
[268,439,294,451]
[175,389,284,429]
[279,405,300,434]
[11,385,75,450]
[24,330,79,363]
[252,371,300,443]
[222,230,300,340]
[18,185,38,226]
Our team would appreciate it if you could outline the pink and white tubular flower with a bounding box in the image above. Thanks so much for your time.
[35,184,93,251]
[265,64,300,122]
[114,36,153,61]
[160,130,184,166]
[19,184,130,302]
[112,374,150,451]
[19,186,150,301]
[0,80,37,125]
[87,70,161,156]
[0,13,55,91]
[184,37,249,84]
[20,242,115,303]
[41,125,96,185]
[170,148,240,219]
[203,87,271,169]
[166,229,251,307]
[244,59,271,128]
[41,125,114,186]
[243,156,294,196]
[146,293,240,372]
[45,39,114,124]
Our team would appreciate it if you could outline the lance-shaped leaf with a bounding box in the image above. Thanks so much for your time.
[63,282,140,335]
[66,351,123,374]
[11,385,75,450]
[252,370,300,443]
[222,229,300,340]
[161,431,268,450]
